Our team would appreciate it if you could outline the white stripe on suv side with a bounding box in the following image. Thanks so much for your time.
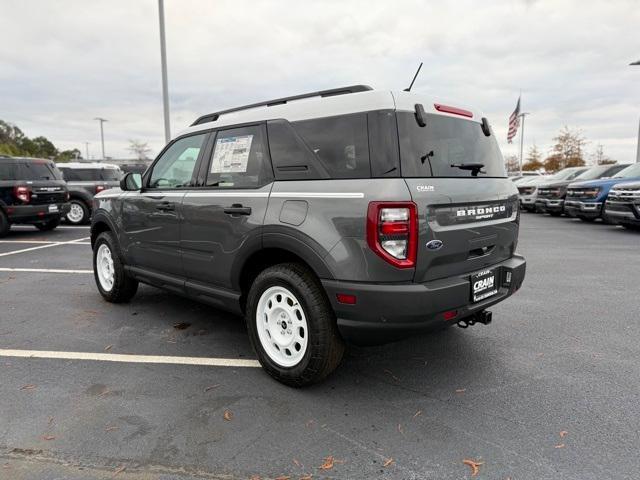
[270,192,364,199]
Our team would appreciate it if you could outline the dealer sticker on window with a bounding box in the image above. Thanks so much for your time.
[210,135,253,174]
[471,269,498,302]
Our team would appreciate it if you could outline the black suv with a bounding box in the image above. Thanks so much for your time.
[56,162,122,224]
[0,156,70,236]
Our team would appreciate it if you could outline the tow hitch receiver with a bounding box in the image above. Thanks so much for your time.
[457,310,492,328]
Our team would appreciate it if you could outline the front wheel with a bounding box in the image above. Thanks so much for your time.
[93,231,138,303]
[621,223,640,231]
[35,218,60,231]
[0,210,10,238]
[246,263,345,387]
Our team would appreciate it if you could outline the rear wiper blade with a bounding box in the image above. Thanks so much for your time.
[450,163,485,177]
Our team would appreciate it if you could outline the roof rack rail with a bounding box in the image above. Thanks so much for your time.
[191,84,373,126]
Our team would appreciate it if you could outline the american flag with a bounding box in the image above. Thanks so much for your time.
[507,97,521,143]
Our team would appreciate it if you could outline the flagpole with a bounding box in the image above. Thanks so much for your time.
[518,112,530,175]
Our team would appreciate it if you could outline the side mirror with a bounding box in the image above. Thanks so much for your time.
[120,172,142,191]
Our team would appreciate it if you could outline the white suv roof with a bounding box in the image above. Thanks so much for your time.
[181,85,483,138]
[56,162,121,170]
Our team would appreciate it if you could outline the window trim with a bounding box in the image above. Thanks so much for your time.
[142,131,212,192]
[192,121,274,190]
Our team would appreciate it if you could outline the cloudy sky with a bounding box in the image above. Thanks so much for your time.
[1,0,639,163]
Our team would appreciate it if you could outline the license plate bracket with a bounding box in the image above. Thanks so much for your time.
[471,268,498,302]
[48,204,59,213]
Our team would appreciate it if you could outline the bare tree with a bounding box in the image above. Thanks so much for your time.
[128,139,152,160]
[523,144,544,171]
[504,154,520,174]
[548,126,587,169]
[591,143,616,165]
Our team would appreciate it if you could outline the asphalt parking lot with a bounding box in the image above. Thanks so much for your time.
[0,214,639,480]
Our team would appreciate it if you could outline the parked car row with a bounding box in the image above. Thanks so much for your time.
[517,163,640,230]
[0,155,124,236]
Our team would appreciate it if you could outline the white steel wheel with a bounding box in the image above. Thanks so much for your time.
[67,202,86,224]
[255,285,309,367]
[96,243,115,292]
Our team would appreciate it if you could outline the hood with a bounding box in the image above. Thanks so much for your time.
[537,180,574,189]
[610,181,640,189]
[568,177,640,189]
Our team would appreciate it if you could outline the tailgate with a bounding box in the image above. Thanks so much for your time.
[406,178,519,282]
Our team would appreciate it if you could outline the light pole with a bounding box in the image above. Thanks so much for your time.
[94,118,107,160]
[84,142,90,161]
[631,60,640,162]
[158,0,171,143]
[517,112,530,175]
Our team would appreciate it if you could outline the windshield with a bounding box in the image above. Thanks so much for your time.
[573,165,612,181]
[549,168,587,181]
[614,163,640,179]
[398,112,506,177]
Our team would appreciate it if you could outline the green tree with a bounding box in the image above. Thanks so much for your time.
[56,149,82,162]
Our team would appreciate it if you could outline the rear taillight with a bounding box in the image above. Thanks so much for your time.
[367,202,417,268]
[95,185,106,194]
[13,186,31,203]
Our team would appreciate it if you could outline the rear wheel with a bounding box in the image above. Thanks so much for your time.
[577,215,596,222]
[621,223,640,231]
[548,211,562,217]
[35,218,60,231]
[246,263,345,387]
[66,200,90,225]
[0,210,10,238]
[93,231,138,302]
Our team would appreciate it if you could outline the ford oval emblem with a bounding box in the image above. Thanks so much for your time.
[426,239,443,251]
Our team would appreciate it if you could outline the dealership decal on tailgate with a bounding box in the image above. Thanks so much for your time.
[471,269,498,302]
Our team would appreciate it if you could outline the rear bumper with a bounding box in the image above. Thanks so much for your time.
[564,200,602,218]
[535,198,564,213]
[7,203,70,224]
[322,254,526,344]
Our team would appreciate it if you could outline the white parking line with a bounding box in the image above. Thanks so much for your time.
[0,240,91,245]
[0,237,89,257]
[0,349,260,368]
[0,267,93,274]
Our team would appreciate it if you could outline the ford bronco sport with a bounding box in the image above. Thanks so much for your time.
[90,85,526,386]
[0,156,70,237]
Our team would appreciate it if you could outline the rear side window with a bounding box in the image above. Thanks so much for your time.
[61,168,122,181]
[205,125,273,188]
[292,113,370,179]
[397,112,506,178]
[18,161,63,180]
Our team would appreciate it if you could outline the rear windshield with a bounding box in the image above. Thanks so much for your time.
[614,163,640,179]
[60,167,121,181]
[397,112,505,177]
[0,161,62,181]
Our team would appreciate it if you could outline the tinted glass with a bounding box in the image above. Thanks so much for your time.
[368,110,400,177]
[573,165,613,181]
[149,133,206,188]
[19,161,62,180]
[398,112,505,177]
[615,163,640,178]
[101,168,121,181]
[0,163,19,180]
[205,125,272,188]
[292,113,370,179]
[550,168,587,181]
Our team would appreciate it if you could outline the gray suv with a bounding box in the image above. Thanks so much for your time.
[56,162,122,224]
[90,85,526,386]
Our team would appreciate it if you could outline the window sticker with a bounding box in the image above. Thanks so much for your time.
[210,135,253,173]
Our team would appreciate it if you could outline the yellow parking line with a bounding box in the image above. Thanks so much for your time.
[0,349,260,368]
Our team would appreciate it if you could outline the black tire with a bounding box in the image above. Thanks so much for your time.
[93,231,138,303]
[0,210,10,238]
[577,215,596,222]
[621,223,640,231]
[35,218,60,231]
[548,211,562,217]
[245,263,345,387]
[66,199,90,225]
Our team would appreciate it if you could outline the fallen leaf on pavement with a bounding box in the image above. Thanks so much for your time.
[249,475,260,480]
[383,458,394,467]
[559,430,568,438]
[105,426,119,432]
[113,465,126,476]
[41,435,56,441]
[299,475,313,480]
[2,463,10,469]
[204,384,220,392]
[305,419,315,428]
[274,476,290,480]
[104,345,113,351]
[397,423,404,435]
[413,410,422,418]
[173,322,191,330]
[293,458,302,468]
[48,416,54,425]
[223,410,233,421]
[319,456,334,470]
[455,389,466,393]
[20,384,36,391]
[463,459,483,477]
[554,443,565,449]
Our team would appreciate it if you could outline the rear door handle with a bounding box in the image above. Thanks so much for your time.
[156,201,175,212]
[224,204,252,216]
